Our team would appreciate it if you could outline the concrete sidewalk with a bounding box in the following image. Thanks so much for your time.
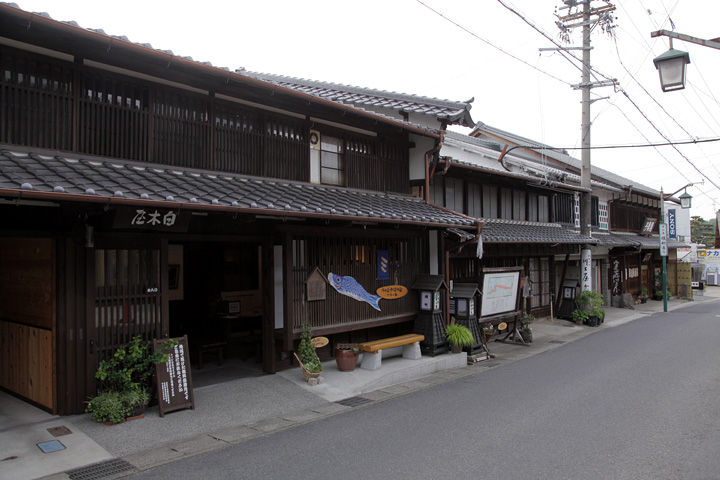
[3,288,717,480]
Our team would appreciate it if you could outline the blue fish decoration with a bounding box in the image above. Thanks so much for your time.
[328,273,381,311]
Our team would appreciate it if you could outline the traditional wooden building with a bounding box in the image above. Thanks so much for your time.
[252,69,693,312]
[470,122,691,304]
[0,4,476,415]
[244,74,600,318]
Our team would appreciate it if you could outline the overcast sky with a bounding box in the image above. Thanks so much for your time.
[9,0,720,219]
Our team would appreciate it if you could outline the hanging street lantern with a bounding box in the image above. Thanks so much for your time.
[679,191,692,209]
[652,47,691,92]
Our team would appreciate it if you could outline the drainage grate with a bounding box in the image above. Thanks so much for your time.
[67,459,136,480]
[549,340,566,344]
[336,396,373,407]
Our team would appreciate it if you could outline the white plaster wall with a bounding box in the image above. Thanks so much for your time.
[409,134,436,181]
[664,201,691,242]
[406,112,443,130]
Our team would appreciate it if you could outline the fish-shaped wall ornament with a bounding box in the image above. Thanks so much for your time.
[327,273,381,311]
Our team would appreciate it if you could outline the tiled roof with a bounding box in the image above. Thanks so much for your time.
[444,131,590,192]
[239,71,475,127]
[471,121,661,197]
[0,148,474,228]
[594,231,689,249]
[478,218,596,245]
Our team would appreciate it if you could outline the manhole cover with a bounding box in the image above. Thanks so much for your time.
[48,425,72,437]
[67,459,136,480]
[336,396,373,407]
[37,440,65,453]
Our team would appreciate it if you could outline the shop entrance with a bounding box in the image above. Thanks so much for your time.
[168,242,265,385]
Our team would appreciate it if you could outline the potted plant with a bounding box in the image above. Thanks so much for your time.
[573,290,605,327]
[481,322,496,344]
[334,343,359,372]
[653,289,664,301]
[86,335,173,424]
[638,286,648,304]
[445,318,474,353]
[295,323,323,381]
[520,313,534,343]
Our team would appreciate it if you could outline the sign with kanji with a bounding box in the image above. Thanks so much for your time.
[659,223,669,257]
[154,335,195,417]
[113,207,190,232]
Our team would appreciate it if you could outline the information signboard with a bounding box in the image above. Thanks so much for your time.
[659,223,669,257]
[154,335,195,417]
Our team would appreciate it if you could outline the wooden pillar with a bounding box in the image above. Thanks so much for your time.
[282,232,293,354]
[261,240,276,374]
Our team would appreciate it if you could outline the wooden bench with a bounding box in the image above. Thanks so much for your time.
[358,334,425,371]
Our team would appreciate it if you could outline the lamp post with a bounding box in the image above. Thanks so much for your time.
[651,30,720,92]
[659,184,696,312]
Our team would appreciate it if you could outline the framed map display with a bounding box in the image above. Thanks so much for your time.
[480,270,520,317]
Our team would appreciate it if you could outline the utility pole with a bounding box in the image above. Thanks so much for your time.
[555,1,616,292]
[580,0,593,292]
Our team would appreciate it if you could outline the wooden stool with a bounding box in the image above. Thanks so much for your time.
[198,341,226,369]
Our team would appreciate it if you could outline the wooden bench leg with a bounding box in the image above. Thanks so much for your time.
[402,342,422,360]
[360,350,382,370]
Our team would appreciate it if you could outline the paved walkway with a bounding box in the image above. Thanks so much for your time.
[3,288,717,480]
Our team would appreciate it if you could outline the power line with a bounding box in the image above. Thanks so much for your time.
[517,135,720,152]
[414,0,573,86]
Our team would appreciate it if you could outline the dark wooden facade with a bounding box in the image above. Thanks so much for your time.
[0,45,410,193]
[0,13,451,415]
[428,169,582,318]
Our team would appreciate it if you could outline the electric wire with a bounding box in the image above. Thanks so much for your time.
[419,0,719,213]
[609,33,720,182]
[414,0,573,87]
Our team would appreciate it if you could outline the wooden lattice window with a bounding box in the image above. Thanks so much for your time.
[94,248,162,360]
[529,257,551,309]
[0,48,74,150]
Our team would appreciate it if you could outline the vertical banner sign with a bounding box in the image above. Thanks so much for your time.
[659,223,669,257]
[581,249,592,291]
[667,209,677,239]
[154,335,195,417]
[377,250,389,281]
[611,258,621,295]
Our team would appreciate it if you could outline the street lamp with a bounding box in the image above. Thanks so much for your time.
[679,191,692,209]
[659,184,697,312]
[651,30,720,92]
[653,47,690,92]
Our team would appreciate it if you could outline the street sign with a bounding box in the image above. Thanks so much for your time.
[659,223,669,256]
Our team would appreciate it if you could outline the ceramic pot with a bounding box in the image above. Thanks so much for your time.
[334,346,359,371]
[520,329,533,343]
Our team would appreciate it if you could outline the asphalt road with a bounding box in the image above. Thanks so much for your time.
[130,302,720,480]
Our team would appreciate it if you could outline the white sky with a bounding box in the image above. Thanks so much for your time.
[9,0,720,219]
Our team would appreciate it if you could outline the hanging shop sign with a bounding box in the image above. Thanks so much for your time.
[113,207,190,232]
[376,285,408,299]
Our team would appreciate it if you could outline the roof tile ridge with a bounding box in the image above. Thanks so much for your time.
[241,70,473,109]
